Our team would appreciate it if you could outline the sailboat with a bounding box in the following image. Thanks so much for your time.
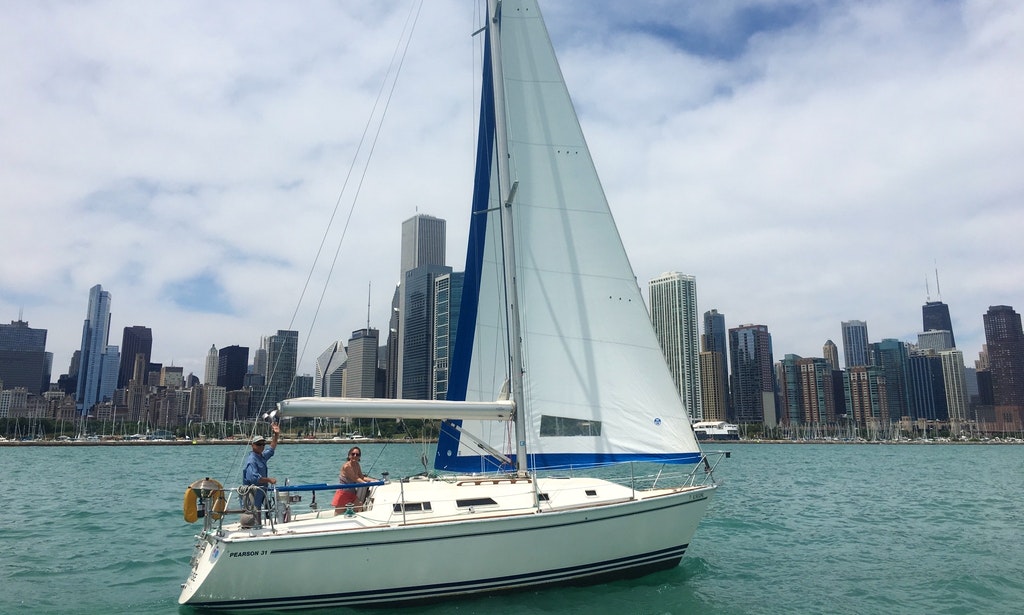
[178,0,722,609]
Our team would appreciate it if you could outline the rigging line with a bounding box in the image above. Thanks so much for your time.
[293,0,425,382]
[254,1,423,415]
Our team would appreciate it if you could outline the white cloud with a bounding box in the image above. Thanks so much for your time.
[1,0,1021,381]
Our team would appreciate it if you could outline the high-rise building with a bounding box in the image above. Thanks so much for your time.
[779,355,836,425]
[433,272,464,400]
[649,273,702,420]
[204,344,219,385]
[922,300,955,347]
[385,286,400,399]
[117,326,152,389]
[315,341,346,397]
[398,264,452,399]
[264,330,298,411]
[841,320,869,369]
[0,319,48,394]
[699,350,727,421]
[907,351,948,421]
[344,328,379,398]
[400,214,446,275]
[869,339,911,420]
[938,349,968,421]
[917,330,954,352]
[982,305,1024,410]
[703,309,729,415]
[822,339,840,371]
[76,284,117,414]
[396,214,448,400]
[729,324,777,425]
[217,345,249,392]
[844,365,889,427]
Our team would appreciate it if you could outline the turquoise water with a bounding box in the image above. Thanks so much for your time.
[3,442,1022,614]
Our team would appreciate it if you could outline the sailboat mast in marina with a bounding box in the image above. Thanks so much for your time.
[179,1,723,609]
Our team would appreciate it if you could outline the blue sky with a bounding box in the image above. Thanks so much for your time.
[1,0,1021,380]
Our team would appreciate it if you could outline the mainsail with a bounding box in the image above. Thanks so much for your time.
[437,0,702,472]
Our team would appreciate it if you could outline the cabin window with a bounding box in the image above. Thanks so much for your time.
[585,490,597,497]
[538,493,549,501]
[393,502,432,513]
[457,498,498,508]
[539,415,601,437]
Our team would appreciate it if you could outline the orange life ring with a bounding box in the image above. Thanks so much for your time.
[183,478,226,523]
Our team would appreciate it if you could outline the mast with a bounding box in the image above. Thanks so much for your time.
[487,0,528,475]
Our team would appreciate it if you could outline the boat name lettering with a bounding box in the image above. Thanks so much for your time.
[229,550,267,558]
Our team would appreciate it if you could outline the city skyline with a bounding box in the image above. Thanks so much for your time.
[1,1,1021,383]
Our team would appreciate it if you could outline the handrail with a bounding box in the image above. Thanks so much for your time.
[275,480,385,493]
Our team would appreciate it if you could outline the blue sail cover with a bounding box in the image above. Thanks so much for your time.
[436,0,702,473]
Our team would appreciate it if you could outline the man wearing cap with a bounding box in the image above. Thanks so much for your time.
[242,422,281,513]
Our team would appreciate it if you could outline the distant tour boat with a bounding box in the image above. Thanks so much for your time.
[692,421,741,441]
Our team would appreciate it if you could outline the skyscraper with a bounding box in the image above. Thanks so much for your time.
[841,320,869,369]
[982,305,1024,410]
[649,273,702,420]
[314,341,346,397]
[922,300,955,347]
[397,214,448,400]
[400,214,446,275]
[433,272,464,400]
[868,339,911,420]
[729,324,777,425]
[76,284,117,414]
[217,345,249,392]
[344,328,380,398]
[399,264,452,399]
[703,309,729,414]
[822,339,840,371]
[204,344,219,385]
[117,326,152,389]
[264,330,298,411]
[0,319,48,394]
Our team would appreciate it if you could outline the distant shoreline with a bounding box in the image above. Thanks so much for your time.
[0,438,423,447]
[2,438,1020,447]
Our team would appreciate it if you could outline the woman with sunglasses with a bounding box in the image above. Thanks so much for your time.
[333,446,374,513]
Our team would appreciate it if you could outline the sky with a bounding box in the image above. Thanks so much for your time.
[1,0,1022,382]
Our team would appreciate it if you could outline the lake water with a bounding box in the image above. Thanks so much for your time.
[3,442,1022,614]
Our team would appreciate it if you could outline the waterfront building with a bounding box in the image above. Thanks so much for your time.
[703,309,730,414]
[649,273,702,420]
[729,324,777,425]
[0,319,48,394]
[869,339,911,420]
[700,350,726,422]
[400,214,446,276]
[161,365,184,389]
[982,305,1024,411]
[907,351,948,421]
[116,326,152,389]
[844,365,890,428]
[939,349,968,421]
[841,320,869,369]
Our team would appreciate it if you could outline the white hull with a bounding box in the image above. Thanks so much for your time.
[179,476,716,609]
